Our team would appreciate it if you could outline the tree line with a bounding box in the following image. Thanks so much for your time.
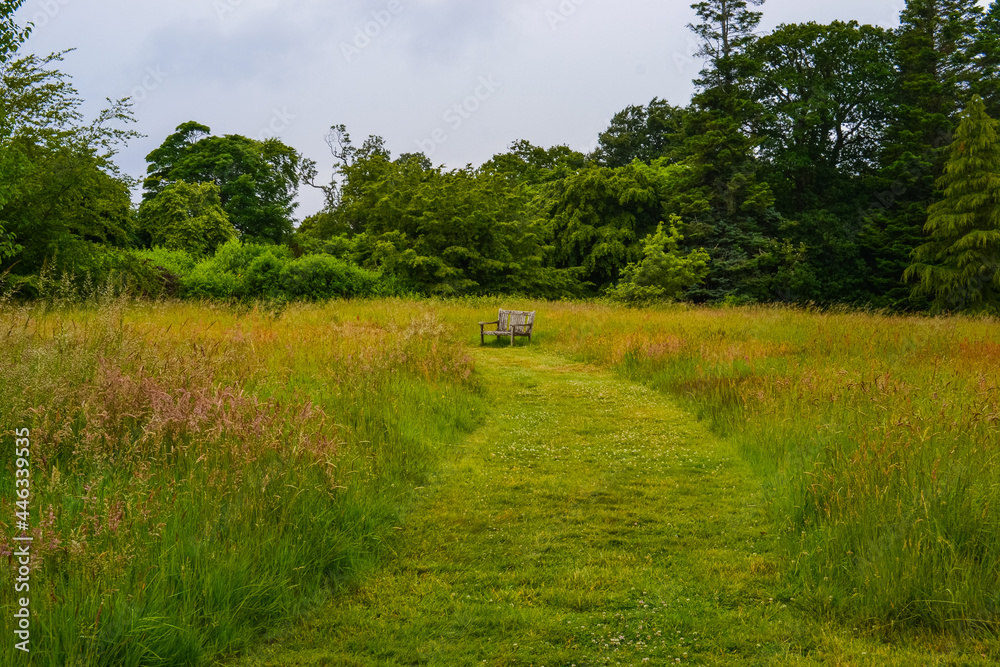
[2,0,999,312]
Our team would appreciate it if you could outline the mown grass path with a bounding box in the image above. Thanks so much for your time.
[233,347,988,666]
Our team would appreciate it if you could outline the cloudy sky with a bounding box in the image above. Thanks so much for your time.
[15,0,909,217]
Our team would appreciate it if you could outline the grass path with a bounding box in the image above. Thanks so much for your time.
[232,347,990,666]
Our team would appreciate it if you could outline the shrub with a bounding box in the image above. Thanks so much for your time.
[605,216,710,306]
[132,247,197,278]
[242,251,288,299]
[181,241,293,299]
[279,254,380,300]
[211,239,293,274]
[177,240,395,301]
[182,262,240,298]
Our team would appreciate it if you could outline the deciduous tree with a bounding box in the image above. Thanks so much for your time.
[0,51,137,278]
[144,122,302,244]
[751,21,894,212]
[138,181,236,256]
[591,99,687,168]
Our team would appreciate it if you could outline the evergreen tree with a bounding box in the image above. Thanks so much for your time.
[688,0,765,116]
[545,162,675,291]
[859,0,984,309]
[973,1,1000,118]
[679,0,780,301]
[905,95,1000,312]
[605,215,710,304]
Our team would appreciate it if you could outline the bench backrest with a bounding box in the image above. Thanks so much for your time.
[498,309,535,332]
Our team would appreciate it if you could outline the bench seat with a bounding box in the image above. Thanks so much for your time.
[480,309,535,345]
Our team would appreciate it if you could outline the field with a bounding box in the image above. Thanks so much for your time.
[2,297,999,665]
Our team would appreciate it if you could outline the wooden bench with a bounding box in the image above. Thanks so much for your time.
[480,309,535,345]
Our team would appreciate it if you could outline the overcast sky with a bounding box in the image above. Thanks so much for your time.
[15,0,910,217]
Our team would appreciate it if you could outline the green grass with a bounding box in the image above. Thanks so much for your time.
[230,344,999,665]
[4,298,1000,664]
[0,299,482,666]
[527,303,1000,634]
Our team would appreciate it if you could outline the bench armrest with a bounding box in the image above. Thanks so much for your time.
[479,320,499,326]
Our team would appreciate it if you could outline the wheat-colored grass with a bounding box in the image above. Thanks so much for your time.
[0,298,481,665]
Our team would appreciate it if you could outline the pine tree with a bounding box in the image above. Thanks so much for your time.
[905,95,1000,312]
[688,0,765,116]
[973,1,1000,118]
[858,0,984,309]
[677,0,781,301]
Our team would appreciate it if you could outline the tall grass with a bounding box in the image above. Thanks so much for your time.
[0,297,481,665]
[6,295,999,658]
[502,301,1000,634]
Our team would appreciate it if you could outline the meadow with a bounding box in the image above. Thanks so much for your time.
[2,296,999,664]
[532,302,1000,634]
[0,295,482,665]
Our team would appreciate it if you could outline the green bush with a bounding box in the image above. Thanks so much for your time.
[132,247,199,298]
[183,262,241,298]
[176,240,395,301]
[243,251,288,299]
[279,254,379,300]
[211,239,293,274]
[133,247,197,277]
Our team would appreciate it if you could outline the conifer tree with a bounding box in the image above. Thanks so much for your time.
[688,0,765,116]
[679,0,779,301]
[973,1,1000,118]
[905,95,1000,312]
[605,215,710,304]
[858,0,984,309]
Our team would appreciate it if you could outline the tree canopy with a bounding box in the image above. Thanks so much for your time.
[143,122,303,244]
[6,0,1000,312]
